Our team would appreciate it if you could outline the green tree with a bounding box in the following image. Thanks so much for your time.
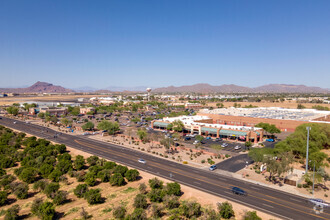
[84,172,97,186]
[40,164,54,178]
[113,165,128,176]
[19,167,37,184]
[48,169,62,182]
[149,177,163,189]
[53,191,68,205]
[6,107,19,116]
[44,182,60,199]
[195,135,204,142]
[74,184,89,198]
[148,189,165,203]
[74,155,85,170]
[87,156,99,166]
[60,118,71,126]
[137,128,148,141]
[110,173,125,186]
[38,112,45,119]
[38,201,56,220]
[171,120,185,132]
[125,169,140,182]
[245,141,252,150]
[13,182,29,199]
[82,122,94,131]
[163,195,180,209]
[218,202,235,219]
[165,182,181,196]
[84,188,102,205]
[180,200,202,218]
[97,121,120,135]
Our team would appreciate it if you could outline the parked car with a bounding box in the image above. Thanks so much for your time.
[231,187,247,196]
[214,138,222,142]
[266,138,275,142]
[184,137,191,141]
[221,143,228,147]
[138,159,146,164]
[206,137,212,140]
[234,145,242,150]
[209,165,217,171]
[193,140,200,145]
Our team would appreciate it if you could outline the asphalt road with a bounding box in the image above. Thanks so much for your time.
[0,117,329,220]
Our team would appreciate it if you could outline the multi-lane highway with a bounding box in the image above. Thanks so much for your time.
[0,116,329,220]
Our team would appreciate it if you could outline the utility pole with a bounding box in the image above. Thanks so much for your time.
[305,126,311,173]
[313,161,315,196]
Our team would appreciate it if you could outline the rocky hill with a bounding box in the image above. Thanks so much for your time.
[0,81,73,93]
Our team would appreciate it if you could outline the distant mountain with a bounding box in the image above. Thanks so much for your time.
[252,84,330,93]
[102,86,148,92]
[153,83,329,93]
[0,81,73,93]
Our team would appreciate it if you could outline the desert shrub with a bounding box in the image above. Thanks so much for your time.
[84,172,97,186]
[113,206,126,219]
[151,204,163,218]
[0,175,16,190]
[180,201,202,218]
[37,201,56,220]
[53,190,68,205]
[5,204,20,220]
[84,189,102,205]
[0,191,7,206]
[74,184,89,198]
[12,182,29,199]
[129,208,147,220]
[74,155,85,170]
[87,156,99,166]
[218,202,235,219]
[139,183,147,194]
[244,211,262,220]
[33,180,48,192]
[19,167,37,184]
[76,171,86,182]
[163,195,180,209]
[88,165,103,176]
[55,160,72,174]
[48,169,62,182]
[57,152,71,161]
[125,169,140,182]
[165,182,181,196]
[44,182,60,199]
[148,189,165,203]
[98,169,111,182]
[110,173,125,186]
[134,194,148,209]
[39,164,54,178]
[149,177,163,189]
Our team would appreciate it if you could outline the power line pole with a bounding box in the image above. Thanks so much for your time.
[313,161,315,196]
[305,126,311,173]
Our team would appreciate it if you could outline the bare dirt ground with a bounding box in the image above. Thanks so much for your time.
[208,101,330,109]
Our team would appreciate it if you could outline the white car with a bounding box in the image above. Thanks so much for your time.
[221,143,228,147]
[138,159,146,164]
[234,145,242,150]
[13,121,17,124]
[193,140,200,145]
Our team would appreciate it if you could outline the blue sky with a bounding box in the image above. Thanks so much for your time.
[1,0,329,89]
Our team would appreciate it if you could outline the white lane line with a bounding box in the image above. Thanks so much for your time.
[263,204,274,208]
[289,198,301,202]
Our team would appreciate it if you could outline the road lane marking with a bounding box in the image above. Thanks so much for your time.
[290,198,302,203]
[193,181,201,185]
[263,204,274,208]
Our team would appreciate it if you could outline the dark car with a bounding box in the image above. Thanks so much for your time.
[215,137,222,142]
[184,137,191,141]
[231,187,247,196]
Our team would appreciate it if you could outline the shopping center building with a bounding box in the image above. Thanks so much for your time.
[151,115,264,143]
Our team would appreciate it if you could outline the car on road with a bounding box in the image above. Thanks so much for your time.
[209,165,217,171]
[221,143,228,147]
[231,186,247,196]
[13,121,17,124]
[266,138,275,142]
[234,145,241,150]
[138,159,146,164]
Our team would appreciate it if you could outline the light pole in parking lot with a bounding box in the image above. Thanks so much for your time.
[305,126,311,173]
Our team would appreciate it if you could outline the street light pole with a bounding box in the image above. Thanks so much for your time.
[305,126,311,173]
